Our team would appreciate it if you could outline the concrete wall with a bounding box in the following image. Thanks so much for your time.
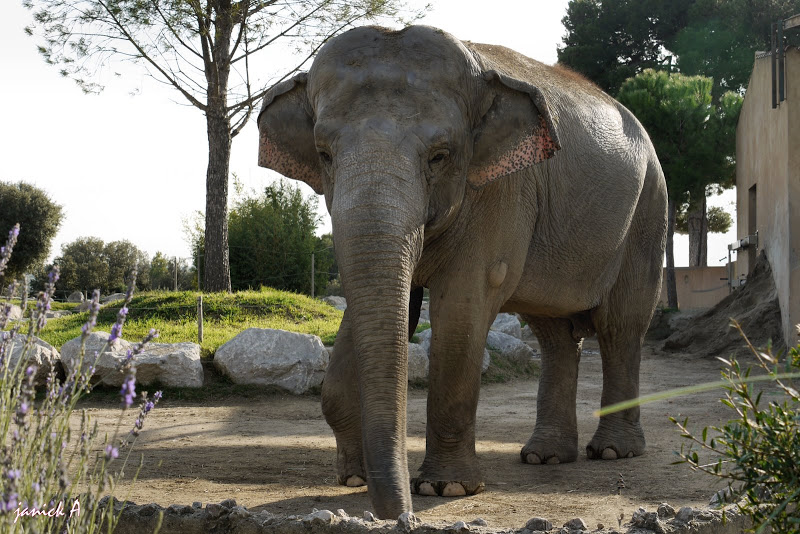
[736,47,800,349]
[658,266,730,310]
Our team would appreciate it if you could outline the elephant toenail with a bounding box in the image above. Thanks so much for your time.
[346,475,366,487]
[442,483,467,497]
[626,451,634,458]
[601,448,618,460]
[525,453,542,464]
[546,456,560,465]
[417,482,436,496]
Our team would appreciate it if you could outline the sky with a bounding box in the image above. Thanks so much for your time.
[1,0,737,267]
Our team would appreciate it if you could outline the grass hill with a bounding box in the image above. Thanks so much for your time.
[38,289,343,357]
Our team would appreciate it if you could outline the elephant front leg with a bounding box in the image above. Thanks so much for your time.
[321,310,366,487]
[411,292,489,498]
[521,316,581,465]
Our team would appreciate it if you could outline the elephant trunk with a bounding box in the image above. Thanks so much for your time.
[331,155,424,519]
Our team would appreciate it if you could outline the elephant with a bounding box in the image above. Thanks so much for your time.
[257,25,667,519]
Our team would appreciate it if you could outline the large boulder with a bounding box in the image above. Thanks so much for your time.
[131,343,203,388]
[61,332,203,387]
[486,331,539,363]
[2,333,60,385]
[407,343,429,381]
[490,313,522,339]
[101,293,127,305]
[61,331,133,385]
[67,291,85,303]
[321,296,346,311]
[4,304,23,322]
[214,328,329,394]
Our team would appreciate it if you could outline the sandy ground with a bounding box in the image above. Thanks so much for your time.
[80,340,753,530]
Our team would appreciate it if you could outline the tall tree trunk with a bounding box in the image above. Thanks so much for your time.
[203,107,232,292]
[687,195,708,267]
[666,196,678,309]
[202,3,234,292]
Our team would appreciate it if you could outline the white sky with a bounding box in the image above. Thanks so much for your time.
[1,0,737,267]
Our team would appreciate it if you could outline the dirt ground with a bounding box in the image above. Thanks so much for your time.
[72,337,768,531]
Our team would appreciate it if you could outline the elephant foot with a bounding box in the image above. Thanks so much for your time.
[585,420,645,460]
[337,474,366,487]
[411,478,485,497]
[520,432,578,465]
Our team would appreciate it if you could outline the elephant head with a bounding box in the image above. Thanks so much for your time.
[257,25,559,518]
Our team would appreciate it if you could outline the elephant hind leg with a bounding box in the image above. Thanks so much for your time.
[520,316,581,465]
[321,310,366,486]
[587,169,666,460]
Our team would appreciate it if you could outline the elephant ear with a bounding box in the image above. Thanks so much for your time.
[467,70,561,189]
[257,73,323,194]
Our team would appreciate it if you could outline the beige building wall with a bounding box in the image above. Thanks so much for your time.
[657,266,730,310]
[736,47,800,349]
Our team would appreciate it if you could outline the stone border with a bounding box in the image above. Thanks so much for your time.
[101,498,751,534]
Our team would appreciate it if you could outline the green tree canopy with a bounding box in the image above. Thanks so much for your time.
[559,0,800,97]
[0,181,63,280]
[227,180,333,294]
[23,0,426,293]
[558,0,692,94]
[617,69,742,302]
[673,0,800,97]
[55,237,149,294]
[676,204,733,234]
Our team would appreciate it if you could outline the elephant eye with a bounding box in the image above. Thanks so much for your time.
[318,149,332,164]
[429,149,449,167]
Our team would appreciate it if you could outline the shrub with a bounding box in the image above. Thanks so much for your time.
[672,322,800,533]
[0,225,162,533]
[0,182,63,280]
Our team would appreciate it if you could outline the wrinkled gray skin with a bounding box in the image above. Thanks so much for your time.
[257,26,667,519]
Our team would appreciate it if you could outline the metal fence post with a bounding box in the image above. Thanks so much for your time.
[311,252,315,298]
[197,295,204,343]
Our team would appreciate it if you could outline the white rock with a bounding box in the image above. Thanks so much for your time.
[67,291,85,303]
[2,333,60,385]
[521,324,534,340]
[321,296,346,311]
[61,331,132,384]
[486,331,538,363]
[414,328,432,352]
[61,332,203,387]
[133,342,203,388]
[407,343,429,381]
[4,304,23,322]
[101,293,126,304]
[214,328,329,394]
[490,313,522,338]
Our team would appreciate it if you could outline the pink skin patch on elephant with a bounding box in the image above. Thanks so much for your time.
[258,132,322,192]
[468,115,558,188]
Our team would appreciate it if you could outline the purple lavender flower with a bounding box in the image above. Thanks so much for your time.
[25,365,35,377]
[0,224,20,277]
[109,322,122,342]
[80,289,101,337]
[153,390,163,402]
[144,401,154,413]
[120,375,136,408]
[0,492,19,513]
[104,445,119,460]
[7,469,21,481]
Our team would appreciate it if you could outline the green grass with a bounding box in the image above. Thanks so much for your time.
[37,288,343,357]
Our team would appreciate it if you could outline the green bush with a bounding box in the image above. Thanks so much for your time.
[672,322,800,533]
[0,182,63,280]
